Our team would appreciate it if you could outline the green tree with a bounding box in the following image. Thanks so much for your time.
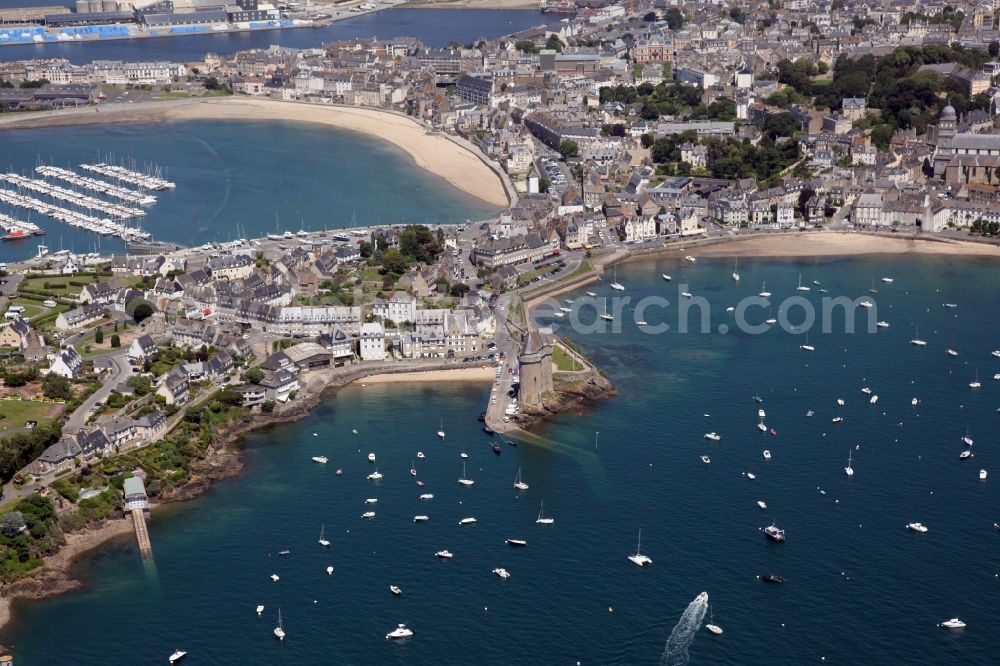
[0,511,25,537]
[381,247,408,275]
[664,7,684,29]
[41,374,72,401]
[359,241,373,258]
[643,11,657,21]
[126,375,153,396]
[641,132,655,148]
[991,41,1000,58]
[545,34,564,52]
[558,140,579,159]
[94,328,104,344]
[398,225,441,264]
[110,334,121,348]
[450,283,470,297]
[243,366,264,384]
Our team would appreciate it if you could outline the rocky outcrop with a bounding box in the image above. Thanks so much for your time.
[511,369,617,429]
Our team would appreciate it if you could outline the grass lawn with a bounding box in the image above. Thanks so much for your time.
[0,399,62,431]
[564,258,594,281]
[21,274,102,297]
[552,345,580,372]
[8,300,44,320]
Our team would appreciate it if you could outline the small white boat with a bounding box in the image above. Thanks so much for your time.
[861,387,872,395]
[757,422,767,432]
[367,470,383,481]
[459,517,477,526]
[493,567,511,580]
[910,325,927,346]
[513,467,529,490]
[318,525,330,547]
[685,255,696,263]
[437,420,446,439]
[506,538,527,547]
[732,258,740,282]
[270,574,280,582]
[610,266,625,291]
[435,549,453,559]
[756,500,767,510]
[336,468,343,476]
[414,515,430,522]
[845,450,854,477]
[947,348,959,357]
[962,431,974,446]
[420,493,434,500]
[960,450,974,460]
[257,605,264,615]
[994,373,1000,381]
[386,623,414,640]
[458,461,474,486]
[758,408,766,418]
[796,274,809,292]
[362,511,376,519]
[938,618,965,629]
[800,343,815,352]
[636,320,648,326]
[586,291,597,297]
[680,291,693,299]
[599,313,614,321]
[765,317,777,325]
[944,303,958,309]
[554,311,565,319]
[365,498,378,504]
[912,397,919,406]
[169,650,187,664]
[758,281,771,298]
[367,452,376,463]
[726,306,735,313]
[806,410,814,417]
[274,609,285,641]
[992,350,1000,358]
[705,605,723,635]
[869,395,878,405]
[536,500,554,525]
[747,473,757,480]
[700,455,711,464]
[882,277,893,283]
[704,432,721,441]
[627,528,653,566]
[969,371,981,389]
[979,469,988,480]
[312,456,328,464]
[859,300,874,309]
[559,307,572,313]
[390,585,402,596]
[832,417,844,424]
[763,450,771,460]
[907,522,928,533]
[876,321,890,328]
[326,566,334,575]
[662,274,672,281]
[352,428,358,435]
[837,398,845,406]
[417,451,425,459]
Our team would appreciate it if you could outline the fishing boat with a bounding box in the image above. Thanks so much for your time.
[960,450,974,460]
[869,394,878,405]
[274,609,286,641]
[627,528,653,566]
[417,451,425,459]
[458,461,475,486]
[882,277,894,283]
[513,467,529,490]
[763,524,786,542]
[832,417,844,424]
[386,624,414,640]
[912,397,919,406]
[169,650,187,664]
[311,455,328,464]
[746,473,757,480]
[947,348,959,357]
[536,500,554,525]
[318,525,330,547]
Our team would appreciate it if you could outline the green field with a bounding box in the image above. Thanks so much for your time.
[552,345,580,372]
[20,274,103,297]
[0,399,62,432]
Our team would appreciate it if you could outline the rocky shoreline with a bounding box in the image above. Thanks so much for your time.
[510,369,618,431]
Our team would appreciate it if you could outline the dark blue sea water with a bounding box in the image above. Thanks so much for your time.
[0,119,496,261]
[0,9,557,64]
[5,254,1000,664]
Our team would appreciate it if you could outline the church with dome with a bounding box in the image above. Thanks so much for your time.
[929,104,1000,186]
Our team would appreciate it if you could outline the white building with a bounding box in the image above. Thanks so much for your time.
[372,292,417,325]
[360,322,386,361]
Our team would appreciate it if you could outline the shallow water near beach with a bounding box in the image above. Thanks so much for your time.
[0,119,496,262]
[7,254,1000,664]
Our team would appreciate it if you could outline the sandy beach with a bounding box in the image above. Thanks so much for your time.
[358,365,495,384]
[0,97,509,208]
[679,232,1000,258]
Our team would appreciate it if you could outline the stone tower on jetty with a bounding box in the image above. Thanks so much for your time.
[518,328,553,408]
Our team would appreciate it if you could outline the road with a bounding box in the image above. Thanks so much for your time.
[63,352,130,434]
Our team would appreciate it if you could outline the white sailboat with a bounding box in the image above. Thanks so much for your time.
[732,257,740,282]
[513,467,529,491]
[458,461,474,486]
[910,325,927,346]
[274,609,286,641]
[705,606,723,635]
[662,273,672,281]
[610,265,625,291]
[759,281,771,298]
[599,301,614,321]
[796,273,810,292]
[845,450,854,477]
[536,499,554,525]
[437,420,446,439]
[799,333,815,352]
[627,528,653,566]
[318,524,330,547]
[969,370,981,389]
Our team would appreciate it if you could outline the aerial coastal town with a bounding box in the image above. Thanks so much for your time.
[2,0,1000,658]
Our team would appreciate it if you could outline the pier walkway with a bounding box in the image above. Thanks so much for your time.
[131,508,152,559]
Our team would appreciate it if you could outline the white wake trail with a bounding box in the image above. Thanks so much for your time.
[660,591,709,666]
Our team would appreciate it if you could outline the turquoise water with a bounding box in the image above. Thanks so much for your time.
[6,255,1000,664]
[0,119,497,261]
[0,9,559,64]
